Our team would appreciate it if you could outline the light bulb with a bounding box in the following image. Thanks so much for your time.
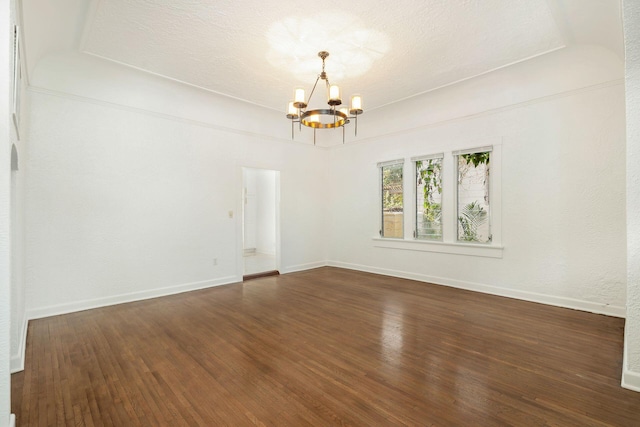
[286,101,298,119]
[293,88,306,108]
[329,85,341,101]
[351,95,362,111]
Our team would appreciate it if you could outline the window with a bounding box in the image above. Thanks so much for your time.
[375,144,501,257]
[454,147,491,243]
[413,154,443,240]
[379,160,404,238]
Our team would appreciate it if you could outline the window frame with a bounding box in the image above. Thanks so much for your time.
[453,146,493,244]
[378,159,405,239]
[412,153,444,242]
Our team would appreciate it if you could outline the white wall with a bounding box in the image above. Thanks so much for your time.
[0,0,11,421]
[243,168,276,255]
[243,168,257,250]
[9,7,28,374]
[3,0,22,422]
[328,77,627,316]
[24,88,328,319]
[352,45,622,143]
[9,145,27,374]
[255,169,276,255]
[624,0,640,392]
[29,51,310,145]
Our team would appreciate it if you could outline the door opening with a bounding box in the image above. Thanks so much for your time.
[242,168,279,280]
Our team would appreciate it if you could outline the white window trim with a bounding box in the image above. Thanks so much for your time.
[413,154,444,242]
[372,237,504,258]
[452,146,493,156]
[377,159,404,168]
[373,144,503,258]
[411,153,445,162]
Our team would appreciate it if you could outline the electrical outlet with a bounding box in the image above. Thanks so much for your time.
[213,258,218,266]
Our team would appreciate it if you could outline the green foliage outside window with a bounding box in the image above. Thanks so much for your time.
[461,152,490,168]
[416,159,442,239]
[457,152,490,242]
[458,201,488,242]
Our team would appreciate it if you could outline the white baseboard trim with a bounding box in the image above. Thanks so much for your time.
[27,275,240,321]
[327,260,626,318]
[9,414,15,427]
[280,261,328,275]
[622,369,640,392]
[10,314,28,373]
[621,326,640,392]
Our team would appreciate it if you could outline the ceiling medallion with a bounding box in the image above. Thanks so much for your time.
[286,51,363,145]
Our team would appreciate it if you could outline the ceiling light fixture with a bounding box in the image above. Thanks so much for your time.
[286,51,363,145]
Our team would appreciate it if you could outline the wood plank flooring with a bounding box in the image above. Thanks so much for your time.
[11,267,640,426]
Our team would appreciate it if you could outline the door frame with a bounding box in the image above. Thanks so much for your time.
[236,165,281,280]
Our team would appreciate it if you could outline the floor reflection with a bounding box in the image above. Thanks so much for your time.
[381,301,404,366]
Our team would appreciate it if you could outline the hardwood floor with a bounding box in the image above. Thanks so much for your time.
[11,267,640,426]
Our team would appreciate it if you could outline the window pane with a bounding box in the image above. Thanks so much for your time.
[381,163,403,238]
[457,152,491,243]
[415,158,443,240]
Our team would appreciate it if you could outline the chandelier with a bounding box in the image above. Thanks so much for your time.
[286,51,363,145]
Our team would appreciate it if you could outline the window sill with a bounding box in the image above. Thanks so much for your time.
[372,238,503,258]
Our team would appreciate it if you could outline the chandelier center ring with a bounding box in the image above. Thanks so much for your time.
[300,109,348,129]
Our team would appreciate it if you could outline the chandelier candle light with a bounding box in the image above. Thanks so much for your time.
[286,51,364,145]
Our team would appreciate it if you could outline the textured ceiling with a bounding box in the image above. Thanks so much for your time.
[79,0,567,112]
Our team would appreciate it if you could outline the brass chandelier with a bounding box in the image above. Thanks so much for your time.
[286,51,363,144]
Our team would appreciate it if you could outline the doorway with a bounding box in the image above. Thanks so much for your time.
[242,167,279,279]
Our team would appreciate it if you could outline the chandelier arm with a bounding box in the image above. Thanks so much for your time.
[325,78,331,99]
[306,75,322,108]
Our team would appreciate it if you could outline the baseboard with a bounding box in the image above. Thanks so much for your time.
[9,414,15,427]
[621,325,640,392]
[10,313,28,373]
[622,369,640,392]
[27,275,240,321]
[327,260,626,318]
[279,261,328,274]
[25,263,623,322]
